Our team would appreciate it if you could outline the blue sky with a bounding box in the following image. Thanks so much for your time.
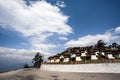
[64,0,120,34]
[0,0,120,71]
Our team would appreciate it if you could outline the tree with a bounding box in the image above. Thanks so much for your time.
[96,40,106,50]
[23,63,30,68]
[32,52,43,68]
[117,45,120,50]
[112,42,118,48]
[108,45,112,49]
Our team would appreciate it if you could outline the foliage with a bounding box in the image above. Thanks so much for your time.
[95,40,106,50]
[23,63,30,68]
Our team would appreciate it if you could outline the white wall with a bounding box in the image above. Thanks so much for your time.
[41,63,120,73]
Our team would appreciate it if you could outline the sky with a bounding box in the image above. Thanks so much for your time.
[0,0,120,71]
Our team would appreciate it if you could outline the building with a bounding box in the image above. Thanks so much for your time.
[47,46,120,64]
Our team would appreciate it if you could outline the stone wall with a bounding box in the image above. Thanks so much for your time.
[41,63,120,73]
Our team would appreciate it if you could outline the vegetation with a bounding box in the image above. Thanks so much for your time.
[95,40,106,50]
[23,64,30,68]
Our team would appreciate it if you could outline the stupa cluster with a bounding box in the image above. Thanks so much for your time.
[48,46,120,64]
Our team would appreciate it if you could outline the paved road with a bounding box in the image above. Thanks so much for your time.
[0,68,120,80]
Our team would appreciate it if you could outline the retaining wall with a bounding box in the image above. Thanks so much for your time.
[41,63,120,73]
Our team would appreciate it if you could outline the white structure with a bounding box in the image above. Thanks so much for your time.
[41,63,120,73]
[63,58,69,62]
[59,55,64,59]
[118,54,120,58]
[50,59,54,63]
[81,51,86,57]
[76,50,80,53]
[91,55,98,60]
[75,56,82,61]
[101,52,105,56]
[115,54,120,59]
[84,51,87,54]
[71,54,76,58]
[95,51,99,56]
[107,54,115,59]
[55,59,60,62]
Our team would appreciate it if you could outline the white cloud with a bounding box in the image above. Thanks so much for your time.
[65,27,120,48]
[29,33,57,51]
[0,47,52,70]
[0,0,72,36]
[115,26,120,34]
[0,47,51,61]
[59,36,68,40]
[0,0,72,52]
[0,47,32,61]
[31,43,57,51]
[56,1,66,8]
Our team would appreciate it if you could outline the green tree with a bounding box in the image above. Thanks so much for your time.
[96,40,106,50]
[112,42,118,48]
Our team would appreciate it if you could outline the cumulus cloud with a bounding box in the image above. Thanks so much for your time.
[0,46,52,71]
[0,47,51,61]
[65,27,120,48]
[0,47,34,59]
[0,0,72,52]
[115,26,120,34]
[0,0,72,36]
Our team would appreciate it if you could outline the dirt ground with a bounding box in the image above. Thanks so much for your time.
[0,68,120,80]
